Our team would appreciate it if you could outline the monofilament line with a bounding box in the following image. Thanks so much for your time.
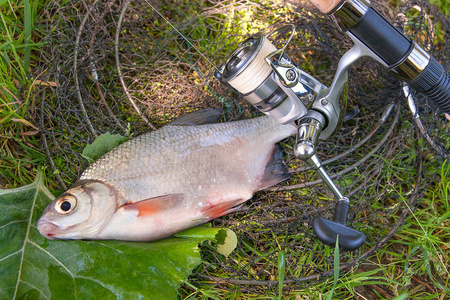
[144,0,221,73]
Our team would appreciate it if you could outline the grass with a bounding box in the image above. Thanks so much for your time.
[1,0,450,299]
[331,161,450,298]
[429,0,450,16]
[0,0,47,188]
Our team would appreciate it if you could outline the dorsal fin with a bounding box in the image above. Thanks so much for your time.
[168,109,221,126]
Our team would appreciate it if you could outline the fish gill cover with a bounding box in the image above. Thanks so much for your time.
[2,0,449,297]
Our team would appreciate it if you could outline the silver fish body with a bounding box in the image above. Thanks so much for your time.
[38,113,296,241]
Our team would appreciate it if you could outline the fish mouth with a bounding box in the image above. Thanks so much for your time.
[37,219,60,240]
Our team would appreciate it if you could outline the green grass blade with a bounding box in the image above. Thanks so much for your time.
[277,250,285,300]
[326,236,340,300]
[393,293,410,300]
[24,0,32,69]
[0,13,25,77]
[404,244,420,282]
[421,246,448,291]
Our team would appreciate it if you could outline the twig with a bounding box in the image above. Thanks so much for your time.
[368,284,394,299]
[411,275,437,295]
[39,90,67,190]
[115,0,154,129]
[197,261,353,286]
[73,0,99,138]
[86,2,127,134]
[95,80,127,132]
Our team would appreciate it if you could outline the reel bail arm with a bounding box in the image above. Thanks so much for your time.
[295,111,365,251]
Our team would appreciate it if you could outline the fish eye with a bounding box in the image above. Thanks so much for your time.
[55,195,77,215]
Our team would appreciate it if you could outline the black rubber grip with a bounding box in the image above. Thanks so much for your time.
[409,56,450,114]
[349,8,411,66]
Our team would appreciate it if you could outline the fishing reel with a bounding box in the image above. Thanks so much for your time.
[215,30,322,125]
[216,26,369,251]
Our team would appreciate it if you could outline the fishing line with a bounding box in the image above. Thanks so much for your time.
[143,0,221,73]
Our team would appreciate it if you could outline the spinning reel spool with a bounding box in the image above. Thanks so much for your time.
[216,28,323,125]
[217,27,366,251]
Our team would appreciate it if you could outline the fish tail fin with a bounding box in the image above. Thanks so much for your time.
[259,144,291,190]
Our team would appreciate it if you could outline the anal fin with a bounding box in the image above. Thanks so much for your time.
[201,199,247,220]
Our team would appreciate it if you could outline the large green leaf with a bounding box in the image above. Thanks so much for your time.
[0,172,235,299]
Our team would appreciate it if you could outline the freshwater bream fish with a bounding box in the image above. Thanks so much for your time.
[38,110,296,241]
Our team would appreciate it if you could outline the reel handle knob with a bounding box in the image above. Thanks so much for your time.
[312,201,366,251]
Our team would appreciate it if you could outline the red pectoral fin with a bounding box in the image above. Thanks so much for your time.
[122,194,184,217]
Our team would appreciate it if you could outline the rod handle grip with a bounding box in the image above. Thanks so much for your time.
[409,56,450,114]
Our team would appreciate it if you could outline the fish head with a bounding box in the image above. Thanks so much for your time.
[37,180,118,240]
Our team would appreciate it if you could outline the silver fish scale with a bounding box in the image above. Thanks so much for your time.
[79,116,296,206]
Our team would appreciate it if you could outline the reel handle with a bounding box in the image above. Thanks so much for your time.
[295,112,365,251]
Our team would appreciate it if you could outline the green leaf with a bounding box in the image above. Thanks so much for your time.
[175,226,237,258]
[0,171,236,299]
[215,228,237,258]
[82,132,130,163]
